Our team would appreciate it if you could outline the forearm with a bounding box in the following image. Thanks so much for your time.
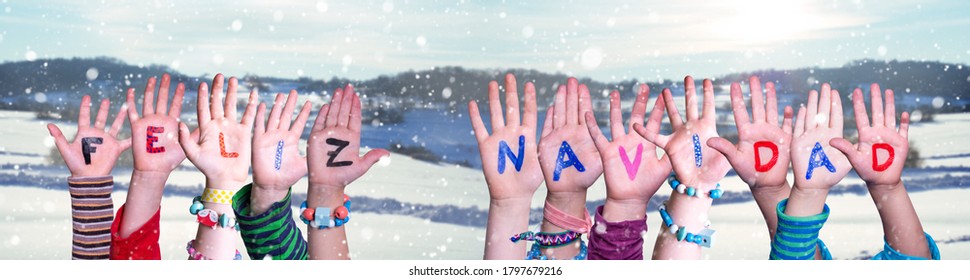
[306,185,350,259]
[191,179,245,260]
[868,181,931,259]
[749,182,791,239]
[118,170,168,238]
[784,184,829,217]
[249,183,289,216]
[484,197,532,260]
[539,190,588,259]
[652,188,713,260]
[67,176,115,260]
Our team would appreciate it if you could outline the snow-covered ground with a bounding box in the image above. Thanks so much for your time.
[2,109,969,259]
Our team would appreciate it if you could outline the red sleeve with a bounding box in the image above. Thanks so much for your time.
[109,203,161,260]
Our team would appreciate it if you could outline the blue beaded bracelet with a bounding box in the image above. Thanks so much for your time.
[525,239,587,260]
[658,200,715,248]
[299,196,352,229]
[668,175,723,199]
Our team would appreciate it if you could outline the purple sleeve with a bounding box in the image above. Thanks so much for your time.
[587,205,647,260]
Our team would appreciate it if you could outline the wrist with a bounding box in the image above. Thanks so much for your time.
[544,190,588,218]
[489,197,533,209]
[602,197,647,222]
[250,183,290,216]
[205,178,247,191]
[866,180,904,193]
[307,187,345,208]
[785,185,829,216]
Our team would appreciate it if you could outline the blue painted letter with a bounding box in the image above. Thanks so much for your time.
[553,141,586,181]
[692,134,703,167]
[497,135,526,174]
[806,142,837,180]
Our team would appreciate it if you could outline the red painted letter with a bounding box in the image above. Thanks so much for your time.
[872,143,894,171]
[219,132,239,158]
[753,141,779,172]
[146,126,166,153]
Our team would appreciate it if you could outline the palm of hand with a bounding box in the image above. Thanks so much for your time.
[538,125,603,192]
[131,115,186,172]
[665,121,730,187]
[791,128,850,189]
[61,127,127,177]
[854,127,907,187]
[194,119,252,183]
[479,128,542,200]
[602,134,668,201]
[253,133,307,190]
[308,127,365,188]
[734,123,792,187]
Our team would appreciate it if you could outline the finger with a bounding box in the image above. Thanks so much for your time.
[210,74,225,118]
[313,104,329,132]
[541,105,554,138]
[108,104,127,138]
[870,83,885,127]
[358,149,391,174]
[806,89,818,129]
[662,88,683,128]
[197,82,211,126]
[325,89,342,128]
[255,103,267,135]
[169,83,185,119]
[729,82,751,128]
[347,94,361,133]
[241,89,259,128]
[279,90,299,130]
[628,84,649,131]
[523,82,538,131]
[47,123,70,153]
[292,101,313,135]
[782,106,794,136]
[79,95,92,128]
[267,93,285,131]
[766,81,779,126]
[747,77,764,123]
[684,76,699,121]
[885,89,896,128]
[178,122,201,161]
[829,138,861,165]
[94,98,110,130]
[125,88,139,122]
[645,92,666,135]
[702,78,715,120]
[157,74,171,114]
[578,84,593,126]
[634,123,669,148]
[338,84,355,128]
[851,88,870,129]
[584,112,609,151]
[468,101,489,142]
[818,84,832,129]
[143,76,157,115]
[831,89,843,132]
[608,91,624,139]
[504,73,520,127]
[566,78,579,125]
[553,85,566,129]
[899,111,910,139]
[794,105,807,136]
[225,76,239,121]
[707,137,738,163]
[487,80,505,131]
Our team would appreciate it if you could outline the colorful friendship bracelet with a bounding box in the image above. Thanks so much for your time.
[202,188,236,204]
[299,194,352,229]
[668,175,723,199]
[186,239,243,260]
[189,196,239,230]
[510,230,581,248]
[525,240,587,260]
[658,201,715,248]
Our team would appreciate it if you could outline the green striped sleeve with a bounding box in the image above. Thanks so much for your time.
[233,184,308,260]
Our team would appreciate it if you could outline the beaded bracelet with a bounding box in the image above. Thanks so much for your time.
[525,240,587,260]
[299,194,352,229]
[189,196,239,230]
[668,175,723,199]
[510,230,581,248]
[658,201,715,248]
[186,239,243,260]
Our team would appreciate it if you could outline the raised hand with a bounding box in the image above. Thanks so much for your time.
[538,78,603,198]
[830,84,908,189]
[307,84,390,190]
[48,95,130,177]
[252,91,311,198]
[468,73,542,259]
[787,83,850,216]
[178,74,258,190]
[635,76,730,190]
[469,74,543,201]
[128,74,190,173]
[584,85,670,221]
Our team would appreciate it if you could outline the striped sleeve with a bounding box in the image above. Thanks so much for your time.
[770,198,830,260]
[872,232,941,260]
[68,176,115,260]
[232,184,308,260]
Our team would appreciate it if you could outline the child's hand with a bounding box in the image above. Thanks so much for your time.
[707,76,794,189]
[48,95,131,177]
[584,85,670,212]
[252,91,311,192]
[537,78,603,196]
[127,74,191,174]
[307,84,389,191]
[178,74,258,190]
[790,84,850,191]
[468,74,543,201]
[635,76,730,190]
[830,84,908,190]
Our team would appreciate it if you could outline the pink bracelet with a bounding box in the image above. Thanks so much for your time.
[543,201,593,234]
[186,240,243,260]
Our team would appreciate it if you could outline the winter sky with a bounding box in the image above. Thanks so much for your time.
[1,0,968,81]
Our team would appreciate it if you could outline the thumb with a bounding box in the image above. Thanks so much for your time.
[706,137,738,163]
[829,138,859,161]
[178,122,201,161]
[358,148,390,173]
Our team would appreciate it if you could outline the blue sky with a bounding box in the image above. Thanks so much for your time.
[1,0,968,81]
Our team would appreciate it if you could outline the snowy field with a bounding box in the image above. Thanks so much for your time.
[1,109,969,259]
